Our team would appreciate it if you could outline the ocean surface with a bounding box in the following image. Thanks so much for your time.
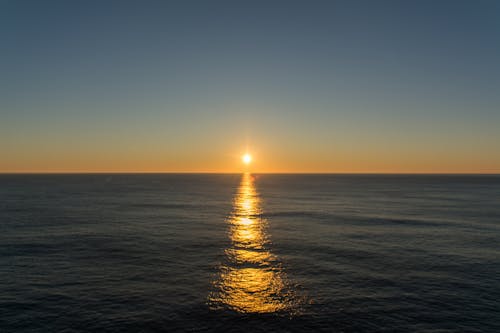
[1,174,499,332]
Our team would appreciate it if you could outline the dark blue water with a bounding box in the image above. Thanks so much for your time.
[1,174,499,332]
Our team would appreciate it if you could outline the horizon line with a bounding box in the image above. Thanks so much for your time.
[1,172,499,175]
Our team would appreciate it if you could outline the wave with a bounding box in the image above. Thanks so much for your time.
[121,203,200,210]
[258,211,452,228]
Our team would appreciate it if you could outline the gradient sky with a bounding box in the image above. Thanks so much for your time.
[2,0,499,173]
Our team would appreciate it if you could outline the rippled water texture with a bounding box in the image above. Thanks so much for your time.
[1,174,499,332]
[208,173,298,314]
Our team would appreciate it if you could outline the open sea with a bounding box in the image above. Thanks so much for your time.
[1,174,499,332]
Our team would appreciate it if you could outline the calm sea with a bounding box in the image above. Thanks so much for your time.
[1,174,499,332]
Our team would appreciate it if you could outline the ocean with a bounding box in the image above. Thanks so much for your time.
[1,174,499,332]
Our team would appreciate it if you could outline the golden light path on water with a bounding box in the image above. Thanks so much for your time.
[209,173,296,314]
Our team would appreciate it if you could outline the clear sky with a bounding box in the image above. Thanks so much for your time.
[1,0,499,173]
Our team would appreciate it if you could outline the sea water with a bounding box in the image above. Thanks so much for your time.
[1,174,499,332]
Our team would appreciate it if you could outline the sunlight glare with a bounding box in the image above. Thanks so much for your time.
[242,154,252,165]
[208,173,295,314]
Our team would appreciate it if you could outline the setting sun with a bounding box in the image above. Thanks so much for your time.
[242,154,252,165]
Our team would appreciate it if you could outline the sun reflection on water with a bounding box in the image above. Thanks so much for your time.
[209,173,296,314]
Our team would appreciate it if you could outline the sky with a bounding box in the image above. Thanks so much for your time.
[1,0,499,173]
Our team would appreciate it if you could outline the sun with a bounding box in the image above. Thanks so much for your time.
[242,153,252,165]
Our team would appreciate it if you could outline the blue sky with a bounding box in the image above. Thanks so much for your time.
[1,0,499,172]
